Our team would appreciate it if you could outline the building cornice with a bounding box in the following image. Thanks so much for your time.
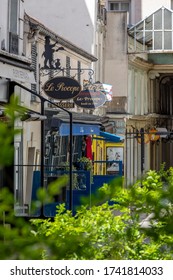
[25,13,98,62]
[128,55,153,71]
[0,49,32,65]
[152,64,173,73]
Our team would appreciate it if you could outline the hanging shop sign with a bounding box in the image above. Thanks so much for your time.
[43,76,81,100]
[149,128,160,142]
[73,89,106,109]
[83,80,112,101]
[48,101,74,109]
[102,83,113,101]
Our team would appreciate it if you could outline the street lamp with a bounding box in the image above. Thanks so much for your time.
[9,81,73,214]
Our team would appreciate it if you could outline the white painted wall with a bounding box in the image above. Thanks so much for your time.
[0,0,25,55]
[104,12,128,97]
[24,0,97,54]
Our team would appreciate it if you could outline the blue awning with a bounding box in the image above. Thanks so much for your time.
[99,131,124,142]
[59,123,100,136]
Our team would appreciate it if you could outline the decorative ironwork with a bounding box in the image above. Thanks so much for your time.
[42,76,81,100]
[39,67,95,96]
[41,36,64,69]
[40,67,94,79]
[40,35,95,91]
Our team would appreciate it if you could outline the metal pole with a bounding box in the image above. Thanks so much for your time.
[10,81,73,213]
[40,99,45,217]
[140,128,145,175]
[69,113,73,211]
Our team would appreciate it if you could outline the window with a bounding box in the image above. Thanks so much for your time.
[14,142,23,209]
[109,1,130,12]
[108,1,131,24]
[97,1,107,24]
[9,0,19,34]
[72,136,82,162]
[128,7,173,53]
[9,0,19,54]
[45,134,69,168]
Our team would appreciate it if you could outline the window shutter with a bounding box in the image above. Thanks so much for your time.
[66,56,70,77]
[31,43,37,100]
[77,61,81,84]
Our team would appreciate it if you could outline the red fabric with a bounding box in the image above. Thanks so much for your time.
[86,136,92,160]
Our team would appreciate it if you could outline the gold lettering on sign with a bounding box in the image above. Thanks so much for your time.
[44,83,55,91]
[55,82,80,94]
[55,101,74,108]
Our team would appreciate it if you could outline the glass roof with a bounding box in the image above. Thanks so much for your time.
[128,7,173,53]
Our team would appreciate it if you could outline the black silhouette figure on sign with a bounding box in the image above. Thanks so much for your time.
[42,36,64,69]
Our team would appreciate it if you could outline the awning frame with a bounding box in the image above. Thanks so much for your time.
[99,131,124,143]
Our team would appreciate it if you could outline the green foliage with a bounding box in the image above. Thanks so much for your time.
[1,97,173,260]
[0,95,26,167]
[28,169,173,260]
[2,167,173,260]
[60,162,78,189]
[77,156,93,171]
[77,156,93,183]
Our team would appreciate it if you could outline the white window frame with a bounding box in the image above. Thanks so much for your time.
[8,0,19,35]
[8,0,19,54]
[108,1,131,24]
[108,1,130,12]
[171,0,173,10]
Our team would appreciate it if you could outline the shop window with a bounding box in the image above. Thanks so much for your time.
[45,134,82,169]
[45,135,68,169]
[72,136,82,162]
[106,146,124,175]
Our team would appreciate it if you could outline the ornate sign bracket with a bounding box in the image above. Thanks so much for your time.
[40,67,94,95]
[40,67,94,82]
[40,35,94,85]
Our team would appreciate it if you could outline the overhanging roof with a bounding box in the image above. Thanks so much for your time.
[46,109,114,134]
[59,123,100,136]
[51,113,101,136]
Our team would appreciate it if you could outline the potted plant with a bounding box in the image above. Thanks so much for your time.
[77,157,93,183]
[77,157,92,171]
[60,162,79,189]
